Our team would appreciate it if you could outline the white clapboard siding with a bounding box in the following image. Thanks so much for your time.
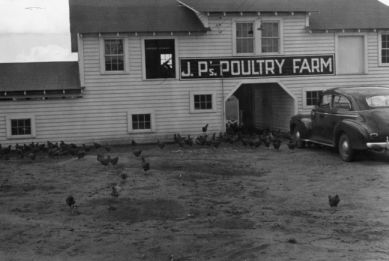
[1,14,389,144]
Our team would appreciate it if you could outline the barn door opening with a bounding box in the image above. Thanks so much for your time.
[226,82,296,132]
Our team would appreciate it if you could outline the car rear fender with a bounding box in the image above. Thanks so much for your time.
[334,120,369,150]
[290,114,312,138]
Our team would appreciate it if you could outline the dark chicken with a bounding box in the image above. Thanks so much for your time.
[328,195,340,207]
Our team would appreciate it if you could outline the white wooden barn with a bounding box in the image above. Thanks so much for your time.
[1,0,389,145]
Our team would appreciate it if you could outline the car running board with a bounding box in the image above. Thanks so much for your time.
[301,138,335,148]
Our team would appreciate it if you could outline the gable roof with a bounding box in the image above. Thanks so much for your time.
[0,62,80,92]
[180,0,389,31]
[69,0,207,52]
[308,0,389,31]
[179,0,314,12]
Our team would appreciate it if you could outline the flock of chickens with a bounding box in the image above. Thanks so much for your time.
[0,123,341,212]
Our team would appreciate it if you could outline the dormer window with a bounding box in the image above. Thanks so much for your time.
[236,22,255,54]
[261,21,280,53]
[233,18,282,56]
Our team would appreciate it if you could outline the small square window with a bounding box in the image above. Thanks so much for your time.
[194,94,213,110]
[132,114,151,130]
[6,115,36,139]
[306,91,323,106]
[11,119,31,136]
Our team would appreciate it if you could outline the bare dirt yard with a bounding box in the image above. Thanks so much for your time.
[1,141,389,261]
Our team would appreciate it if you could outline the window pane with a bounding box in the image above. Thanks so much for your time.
[132,114,151,130]
[382,49,389,64]
[11,119,31,135]
[382,34,389,48]
[194,95,213,110]
[236,22,254,54]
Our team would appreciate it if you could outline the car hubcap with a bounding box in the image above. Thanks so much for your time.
[341,138,350,156]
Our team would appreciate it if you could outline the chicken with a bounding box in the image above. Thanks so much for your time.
[133,150,142,157]
[111,184,120,198]
[184,135,193,146]
[120,173,128,180]
[141,156,150,172]
[328,195,340,207]
[157,139,165,149]
[287,140,296,150]
[27,152,36,160]
[97,154,103,162]
[110,156,119,165]
[66,195,76,213]
[131,139,137,146]
[100,155,111,166]
[77,150,86,159]
[272,139,282,150]
[93,142,102,149]
[202,123,209,133]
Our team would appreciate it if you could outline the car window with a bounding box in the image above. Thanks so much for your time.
[366,95,389,108]
[319,94,332,110]
[333,95,352,112]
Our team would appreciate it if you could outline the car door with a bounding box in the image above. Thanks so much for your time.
[330,94,354,138]
[311,93,333,143]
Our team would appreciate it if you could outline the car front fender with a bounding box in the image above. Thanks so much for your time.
[290,114,312,138]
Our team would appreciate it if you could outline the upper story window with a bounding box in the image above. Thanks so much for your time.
[337,35,366,74]
[145,39,176,79]
[261,21,280,53]
[380,33,389,65]
[104,39,124,71]
[233,19,282,56]
[100,37,129,74]
[236,22,255,54]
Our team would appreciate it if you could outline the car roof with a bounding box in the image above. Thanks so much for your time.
[325,86,389,96]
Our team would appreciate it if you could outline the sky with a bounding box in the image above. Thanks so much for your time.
[1,0,389,63]
[0,0,77,62]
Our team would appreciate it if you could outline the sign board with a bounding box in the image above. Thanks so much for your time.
[180,55,335,79]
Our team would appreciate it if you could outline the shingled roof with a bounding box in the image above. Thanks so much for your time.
[69,0,207,52]
[0,62,80,92]
[180,0,389,31]
[69,0,389,52]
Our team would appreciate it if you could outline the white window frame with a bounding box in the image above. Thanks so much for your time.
[99,36,130,75]
[232,18,283,56]
[335,33,368,75]
[302,87,326,109]
[378,31,389,66]
[6,114,36,139]
[260,18,283,55]
[141,37,179,80]
[189,91,217,113]
[127,110,155,133]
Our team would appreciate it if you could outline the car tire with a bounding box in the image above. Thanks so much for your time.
[338,133,354,162]
[293,125,305,148]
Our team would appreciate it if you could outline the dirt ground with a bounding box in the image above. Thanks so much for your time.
[1,141,389,261]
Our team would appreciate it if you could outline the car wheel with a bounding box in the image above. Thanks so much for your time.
[293,125,305,148]
[338,133,354,162]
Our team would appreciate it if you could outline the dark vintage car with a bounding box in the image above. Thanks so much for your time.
[290,86,389,161]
